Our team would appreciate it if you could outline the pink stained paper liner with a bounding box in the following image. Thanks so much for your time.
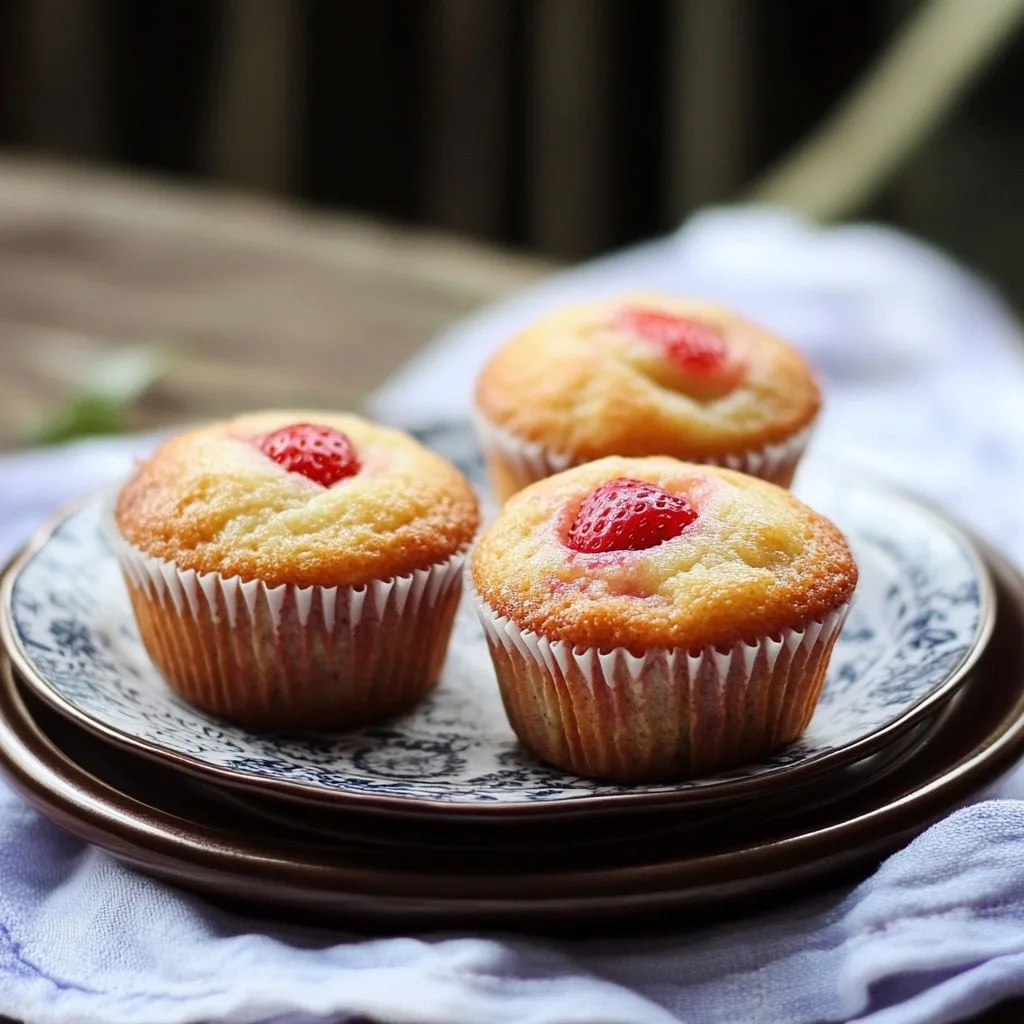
[109,525,466,730]
[473,587,849,783]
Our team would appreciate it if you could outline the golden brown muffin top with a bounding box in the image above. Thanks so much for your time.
[475,293,821,461]
[471,456,857,651]
[115,411,480,587]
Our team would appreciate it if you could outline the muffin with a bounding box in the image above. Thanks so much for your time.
[471,457,857,782]
[474,293,820,502]
[112,411,479,729]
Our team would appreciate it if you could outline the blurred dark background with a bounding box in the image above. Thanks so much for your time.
[2,0,1023,298]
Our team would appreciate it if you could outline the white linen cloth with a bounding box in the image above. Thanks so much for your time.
[1,207,1024,1024]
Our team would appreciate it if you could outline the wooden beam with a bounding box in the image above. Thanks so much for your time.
[423,0,513,238]
[204,0,300,193]
[527,0,613,257]
[749,0,1024,220]
[666,0,751,220]
[19,0,109,157]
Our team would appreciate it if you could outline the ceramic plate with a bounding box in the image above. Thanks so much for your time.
[0,427,995,817]
[0,537,1019,929]
[6,666,949,859]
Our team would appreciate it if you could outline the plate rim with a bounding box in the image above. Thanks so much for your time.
[0,532,1021,925]
[0,472,999,819]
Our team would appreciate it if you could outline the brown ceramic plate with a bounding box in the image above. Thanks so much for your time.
[0,537,1020,931]
[8,670,950,864]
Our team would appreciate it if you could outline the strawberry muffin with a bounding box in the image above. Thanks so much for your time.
[474,293,820,501]
[112,411,479,729]
[471,457,856,782]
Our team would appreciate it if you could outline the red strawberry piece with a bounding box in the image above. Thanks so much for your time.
[258,423,361,487]
[614,308,727,373]
[567,478,697,553]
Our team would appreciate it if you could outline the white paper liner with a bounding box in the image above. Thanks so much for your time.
[108,523,466,729]
[473,411,814,499]
[473,589,850,782]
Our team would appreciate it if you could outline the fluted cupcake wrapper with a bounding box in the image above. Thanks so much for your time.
[473,588,849,783]
[109,525,466,730]
[473,411,814,502]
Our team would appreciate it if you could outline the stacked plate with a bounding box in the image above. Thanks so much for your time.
[0,424,1022,932]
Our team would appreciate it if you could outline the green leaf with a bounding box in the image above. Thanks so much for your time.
[24,344,173,446]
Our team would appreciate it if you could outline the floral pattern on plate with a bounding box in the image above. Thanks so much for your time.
[2,424,993,807]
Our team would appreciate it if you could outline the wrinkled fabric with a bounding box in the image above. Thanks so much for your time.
[2,207,1024,1024]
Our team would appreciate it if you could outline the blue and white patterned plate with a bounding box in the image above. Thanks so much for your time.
[0,428,996,817]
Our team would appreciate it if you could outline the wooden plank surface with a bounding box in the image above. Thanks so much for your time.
[0,159,552,449]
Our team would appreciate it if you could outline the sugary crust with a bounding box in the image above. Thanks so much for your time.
[115,411,480,587]
[474,293,821,461]
[471,456,858,651]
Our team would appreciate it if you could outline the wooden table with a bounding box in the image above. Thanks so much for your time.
[0,158,552,448]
